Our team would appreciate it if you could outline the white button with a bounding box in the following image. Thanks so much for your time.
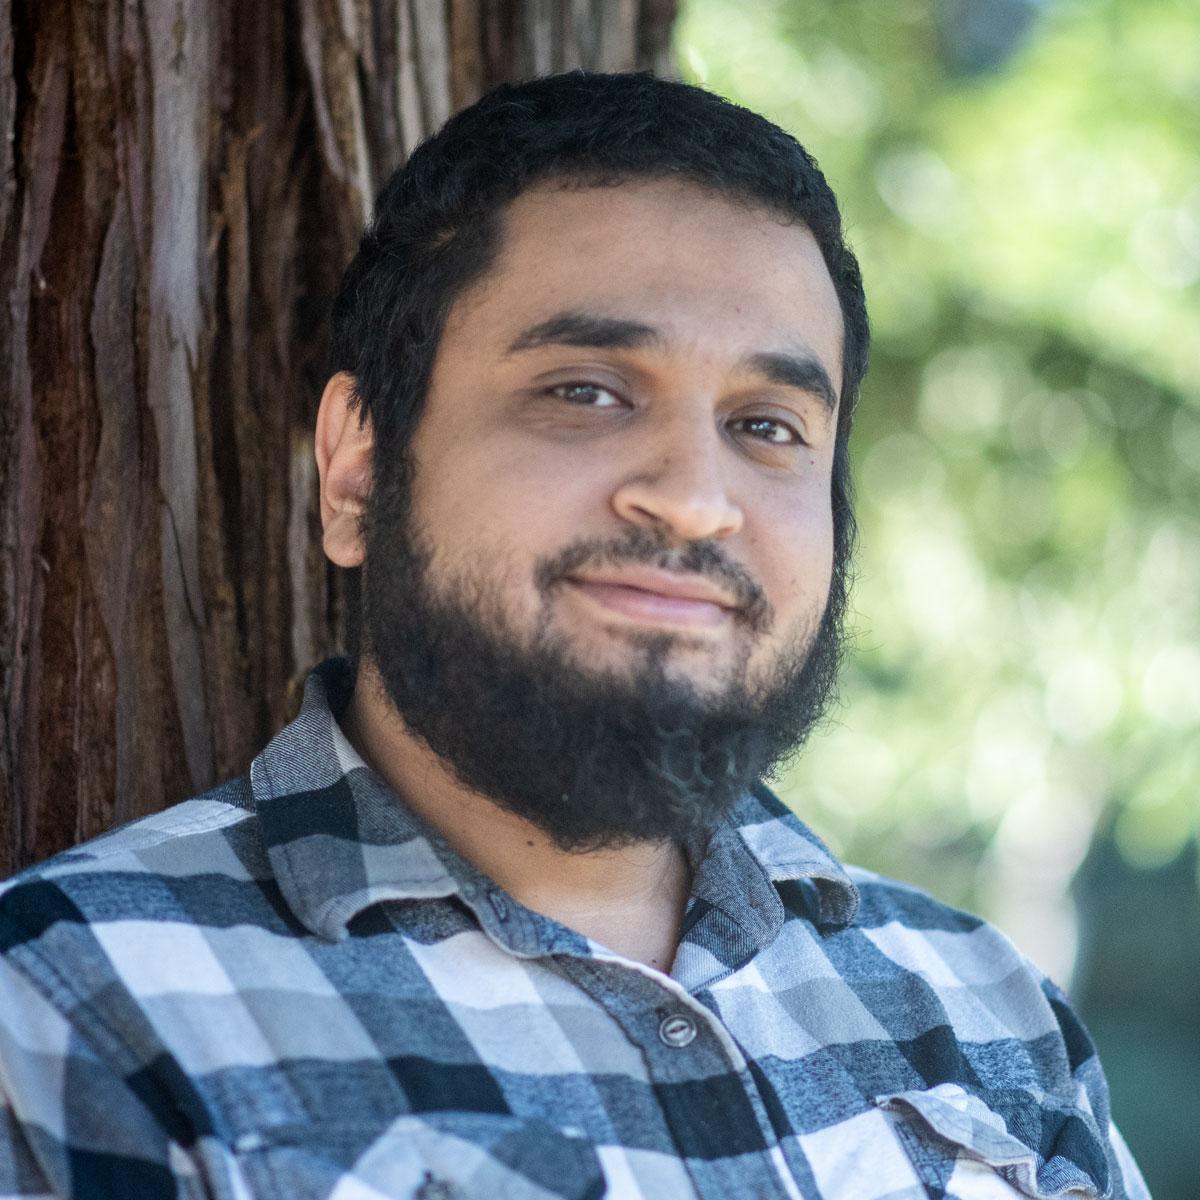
[658,1013,697,1048]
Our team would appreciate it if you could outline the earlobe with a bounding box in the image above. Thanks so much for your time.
[315,372,373,568]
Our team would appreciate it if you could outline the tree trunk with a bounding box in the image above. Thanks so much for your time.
[0,0,677,876]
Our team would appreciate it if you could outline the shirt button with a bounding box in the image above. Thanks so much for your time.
[658,1013,698,1048]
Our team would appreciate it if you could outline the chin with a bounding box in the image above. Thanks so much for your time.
[570,631,751,694]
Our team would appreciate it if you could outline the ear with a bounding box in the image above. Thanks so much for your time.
[315,372,373,568]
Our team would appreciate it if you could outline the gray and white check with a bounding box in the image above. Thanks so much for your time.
[0,659,1148,1199]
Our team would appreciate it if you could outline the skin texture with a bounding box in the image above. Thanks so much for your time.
[316,179,844,969]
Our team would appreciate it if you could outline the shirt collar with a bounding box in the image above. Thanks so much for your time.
[250,658,858,942]
[250,658,463,941]
[726,784,860,929]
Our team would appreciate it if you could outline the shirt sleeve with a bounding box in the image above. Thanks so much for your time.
[1039,974,1152,1200]
[1108,1120,1152,1200]
[0,1091,54,1200]
[0,952,198,1200]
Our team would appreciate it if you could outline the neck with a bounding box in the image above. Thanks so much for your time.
[341,659,693,972]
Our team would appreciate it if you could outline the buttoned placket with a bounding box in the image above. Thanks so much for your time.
[446,863,802,1200]
[559,952,799,1200]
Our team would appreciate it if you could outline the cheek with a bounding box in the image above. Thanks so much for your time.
[752,488,835,620]
[436,436,619,540]
[410,436,608,589]
[422,420,617,524]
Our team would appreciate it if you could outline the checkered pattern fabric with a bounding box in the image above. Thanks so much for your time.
[0,659,1148,1199]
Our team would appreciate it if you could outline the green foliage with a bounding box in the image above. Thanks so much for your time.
[676,0,1200,927]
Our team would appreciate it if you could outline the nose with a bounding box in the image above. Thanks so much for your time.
[609,416,744,543]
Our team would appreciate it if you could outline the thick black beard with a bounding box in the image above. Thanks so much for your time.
[361,469,847,852]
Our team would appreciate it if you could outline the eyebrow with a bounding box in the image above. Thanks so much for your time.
[505,309,839,415]
[743,351,838,415]
[506,312,662,354]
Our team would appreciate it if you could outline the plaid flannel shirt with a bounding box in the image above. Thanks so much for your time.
[0,659,1148,1200]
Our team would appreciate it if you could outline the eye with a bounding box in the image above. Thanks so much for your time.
[731,415,805,446]
[549,382,625,408]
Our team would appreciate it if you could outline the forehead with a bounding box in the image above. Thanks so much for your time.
[444,179,845,388]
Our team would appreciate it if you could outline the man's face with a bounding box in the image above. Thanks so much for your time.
[360,178,847,849]
[409,179,843,694]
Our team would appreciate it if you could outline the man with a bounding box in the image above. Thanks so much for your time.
[0,72,1146,1200]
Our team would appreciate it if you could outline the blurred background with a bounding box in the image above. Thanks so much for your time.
[674,0,1199,1194]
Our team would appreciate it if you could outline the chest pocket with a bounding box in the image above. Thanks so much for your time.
[229,1113,607,1200]
[875,1083,1111,1200]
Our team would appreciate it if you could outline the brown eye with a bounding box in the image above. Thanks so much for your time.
[551,383,624,408]
[732,415,804,446]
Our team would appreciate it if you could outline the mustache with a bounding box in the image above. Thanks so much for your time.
[534,527,773,634]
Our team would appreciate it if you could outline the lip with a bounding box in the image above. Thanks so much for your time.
[564,568,737,629]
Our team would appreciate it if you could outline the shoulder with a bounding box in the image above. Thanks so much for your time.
[835,864,1107,1110]
[0,775,307,1083]
[4,774,255,877]
[842,865,1034,988]
[845,863,989,933]
[821,867,1137,1194]
[839,863,1067,1025]
[0,774,276,959]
